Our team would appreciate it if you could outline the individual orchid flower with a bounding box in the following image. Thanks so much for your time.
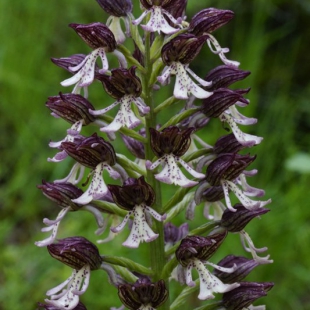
[188,8,240,67]
[46,93,96,162]
[95,0,132,44]
[201,88,263,146]
[158,34,213,100]
[118,278,168,310]
[201,153,271,211]
[89,67,149,132]
[109,176,166,248]
[220,203,270,233]
[61,133,121,204]
[60,23,126,93]
[132,0,182,34]
[221,282,274,310]
[175,233,240,300]
[146,126,205,187]
[44,237,102,310]
[35,181,110,247]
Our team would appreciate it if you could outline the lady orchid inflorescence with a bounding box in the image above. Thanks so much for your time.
[36,1,274,309]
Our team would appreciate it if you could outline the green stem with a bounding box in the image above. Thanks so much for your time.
[142,30,169,310]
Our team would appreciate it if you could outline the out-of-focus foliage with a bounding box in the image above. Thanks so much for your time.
[1,0,310,309]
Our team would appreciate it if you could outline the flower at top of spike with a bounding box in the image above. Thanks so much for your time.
[147,126,205,187]
[95,0,133,44]
[158,34,213,99]
[132,0,182,34]
[109,177,166,248]
[69,22,116,51]
[175,233,240,300]
[118,278,168,310]
[60,23,127,94]
[44,237,102,310]
[188,8,239,67]
[188,8,234,36]
[89,67,149,132]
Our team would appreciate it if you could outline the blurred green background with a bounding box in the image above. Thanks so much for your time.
[1,0,310,309]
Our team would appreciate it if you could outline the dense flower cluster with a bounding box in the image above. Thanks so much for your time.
[36,1,273,309]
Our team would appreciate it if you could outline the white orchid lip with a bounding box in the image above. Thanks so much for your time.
[111,204,166,248]
[158,62,213,100]
[147,154,205,188]
[89,95,150,133]
[133,6,181,34]
[45,265,90,310]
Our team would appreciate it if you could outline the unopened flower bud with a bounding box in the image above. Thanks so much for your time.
[161,34,208,65]
[51,54,87,73]
[97,66,142,99]
[46,93,95,125]
[213,134,245,155]
[121,130,145,159]
[222,282,274,310]
[61,133,116,169]
[220,204,270,232]
[150,126,194,157]
[69,22,117,51]
[189,8,234,36]
[204,65,250,91]
[176,232,227,267]
[47,236,102,270]
[96,0,132,17]
[206,153,256,186]
[214,255,259,283]
[164,222,188,245]
[118,278,168,310]
[37,181,84,211]
[108,176,155,211]
[201,88,248,118]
